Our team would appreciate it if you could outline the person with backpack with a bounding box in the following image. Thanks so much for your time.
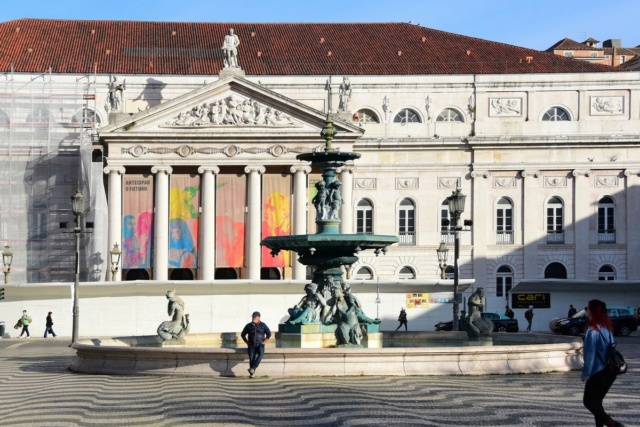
[582,299,625,427]
[395,308,408,331]
[18,310,32,338]
[524,305,534,332]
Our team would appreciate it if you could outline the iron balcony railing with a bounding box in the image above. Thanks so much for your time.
[598,229,616,243]
[496,230,514,244]
[399,232,416,246]
[546,231,565,244]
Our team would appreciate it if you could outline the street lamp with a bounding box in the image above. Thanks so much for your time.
[2,244,13,284]
[71,189,85,344]
[436,242,448,280]
[110,243,121,281]
[447,188,466,331]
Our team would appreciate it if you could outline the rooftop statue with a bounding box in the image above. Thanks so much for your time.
[157,290,190,341]
[222,28,240,69]
[337,77,352,113]
[105,74,126,113]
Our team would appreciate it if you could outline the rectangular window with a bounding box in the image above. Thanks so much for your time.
[356,210,372,234]
[563,51,574,57]
[620,55,626,64]
[589,52,598,58]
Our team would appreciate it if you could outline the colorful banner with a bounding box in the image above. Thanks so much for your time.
[216,174,246,268]
[406,293,429,309]
[261,174,291,267]
[169,174,200,268]
[307,174,322,234]
[122,174,154,269]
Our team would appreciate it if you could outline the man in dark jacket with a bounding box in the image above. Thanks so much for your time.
[504,305,515,319]
[241,311,271,378]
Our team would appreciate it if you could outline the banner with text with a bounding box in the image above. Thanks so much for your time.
[511,293,551,309]
[122,174,154,269]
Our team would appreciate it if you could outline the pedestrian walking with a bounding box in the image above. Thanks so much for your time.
[19,310,32,338]
[582,299,625,427]
[568,304,577,317]
[524,305,534,332]
[504,305,514,319]
[44,311,57,338]
[395,308,408,331]
[241,311,271,378]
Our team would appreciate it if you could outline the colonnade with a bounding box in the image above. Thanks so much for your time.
[104,163,354,281]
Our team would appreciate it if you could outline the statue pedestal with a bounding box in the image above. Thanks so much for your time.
[276,323,381,348]
[219,67,246,79]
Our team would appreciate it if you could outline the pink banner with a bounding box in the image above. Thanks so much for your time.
[122,174,154,269]
[216,174,246,268]
[262,174,291,267]
[169,174,200,268]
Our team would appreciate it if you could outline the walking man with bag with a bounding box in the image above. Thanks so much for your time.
[18,310,32,338]
[44,311,57,338]
[241,311,271,378]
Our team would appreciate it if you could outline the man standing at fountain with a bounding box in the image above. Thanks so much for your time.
[241,311,271,378]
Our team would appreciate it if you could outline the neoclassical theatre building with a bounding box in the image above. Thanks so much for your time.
[1,19,639,333]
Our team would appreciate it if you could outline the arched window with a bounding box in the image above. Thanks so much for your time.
[72,107,102,128]
[542,107,571,121]
[496,197,514,244]
[393,108,421,123]
[496,265,513,298]
[215,268,238,280]
[170,269,194,280]
[398,198,415,245]
[399,266,416,280]
[26,109,51,124]
[30,202,48,240]
[444,265,455,280]
[356,199,373,234]
[356,109,380,124]
[544,262,567,279]
[598,265,616,281]
[261,268,281,280]
[598,196,616,243]
[125,269,150,281]
[546,196,564,244]
[436,108,464,122]
[354,266,374,280]
[440,199,454,244]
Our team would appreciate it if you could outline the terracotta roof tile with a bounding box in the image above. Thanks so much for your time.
[0,19,615,75]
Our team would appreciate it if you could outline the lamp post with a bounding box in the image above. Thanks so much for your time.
[71,189,85,344]
[2,244,13,284]
[447,188,466,331]
[436,242,448,280]
[110,243,121,281]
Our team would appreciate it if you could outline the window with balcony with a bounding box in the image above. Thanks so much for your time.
[399,266,416,280]
[598,265,616,281]
[542,107,571,121]
[440,199,454,243]
[598,196,615,243]
[393,108,421,123]
[544,262,567,279]
[496,265,513,299]
[398,198,415,245]
[356,199,373,234]
[496,197,514,244]
[546,196,564,244]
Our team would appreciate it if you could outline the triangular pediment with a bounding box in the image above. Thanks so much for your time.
[98,76,363,144]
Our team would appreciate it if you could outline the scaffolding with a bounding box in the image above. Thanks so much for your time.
[0,70,106,283]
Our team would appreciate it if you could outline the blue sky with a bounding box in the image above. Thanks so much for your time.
[3,0,639,51]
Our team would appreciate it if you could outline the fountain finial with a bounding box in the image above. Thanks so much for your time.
[320,113,338,152]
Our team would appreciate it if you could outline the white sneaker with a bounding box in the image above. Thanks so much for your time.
[26,336,30,339]
[18,336,23,339]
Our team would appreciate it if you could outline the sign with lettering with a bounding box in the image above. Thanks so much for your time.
[511,293,551,309]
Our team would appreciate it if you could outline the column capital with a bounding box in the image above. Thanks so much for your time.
[103,165,126,175]
[572,169,592,177]
[624,169,640,177]
[244,165,266,175]
[151,165,173,175]
[336,165,356,174]
[198,166,221,175]
[470,170,491,179]
[521,170,541,178]
[290,165,312,174]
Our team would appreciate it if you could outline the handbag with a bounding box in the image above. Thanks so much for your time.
[597,329,627,375]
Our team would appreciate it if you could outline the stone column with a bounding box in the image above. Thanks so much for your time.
[245,166,265,280]
[198,166,220,280]
[470,170,491,287]
[152,165,173,280]
[572,169,592,279]
[104,166,126,281]
[339,166,355,234]
[521,170,541,278]
[290,165,312,279]
[624,170,640,279]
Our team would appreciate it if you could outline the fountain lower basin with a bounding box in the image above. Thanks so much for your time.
[70,332,583,377]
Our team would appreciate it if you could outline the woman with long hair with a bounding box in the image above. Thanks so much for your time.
[582,299,624,427]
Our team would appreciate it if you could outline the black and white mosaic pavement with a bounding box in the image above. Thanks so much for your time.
[0,336,638,426]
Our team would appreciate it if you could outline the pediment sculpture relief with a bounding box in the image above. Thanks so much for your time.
[160,95,300,128]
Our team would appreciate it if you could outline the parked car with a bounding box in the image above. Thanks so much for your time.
[549,306,638,336]
[435,312,519,332]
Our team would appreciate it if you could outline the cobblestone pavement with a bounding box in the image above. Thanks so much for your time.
[0,335,638,427]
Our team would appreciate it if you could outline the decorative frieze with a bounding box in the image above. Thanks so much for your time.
[355,178,376,189]
[438,177,461,189]
[590,96,623,115]
[544,176,567,188]
[595,176,619,187]
[396,178,418,189]
[489,97,522,116]
[121,144,322,158]
[493,177,516,188]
